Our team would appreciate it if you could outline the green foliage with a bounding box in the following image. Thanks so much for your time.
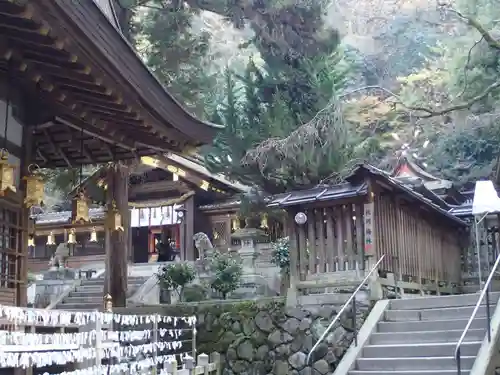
[393,0,500,183]
[131,2,216,117]
[156,262,196,302]
[210,251,243,299]
[182,284,210,302]
[270,237,290,274]
[203,49,356,194]
[427,120,500,184]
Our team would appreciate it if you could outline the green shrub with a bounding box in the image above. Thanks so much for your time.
[210,251,243,299]
[156,262,196,302]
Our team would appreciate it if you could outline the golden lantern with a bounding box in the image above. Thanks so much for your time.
[200,180,210,191]
[0,149,16,196]
[260,214,269,229]
[67,228,77,244]
[23,164,44,207]
[89,227,98,242]
[106,201,124,232]
[46,231,55,246]
[71,190,90,223]
[231,218,240,232]
[27,235,35,248]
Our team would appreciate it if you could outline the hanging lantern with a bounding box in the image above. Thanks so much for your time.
[24,164,44,207]
[106,201,124,232]
[46,231,55,246]
[67,228,77,245]
[260,214,269,229]
[0,149,16,196]
[27,235,35,248]
[231,218,240,232]
[89,227,98,243]
[103,294,113,312]
[72,189,90,223]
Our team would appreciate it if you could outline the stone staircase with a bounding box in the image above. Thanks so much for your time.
[56,276,147,310]
[346,292,500,375]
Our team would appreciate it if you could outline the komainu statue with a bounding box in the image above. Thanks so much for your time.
[193,232,214,272]
[193,232,214,259]
[49,243,70,269]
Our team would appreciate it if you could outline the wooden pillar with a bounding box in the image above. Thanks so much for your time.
[127,208,133,263]
[366,179,382,300]
[286,209,299,307]
[185,196,195,260]
[104,164,130,307]
[18,125,33,307]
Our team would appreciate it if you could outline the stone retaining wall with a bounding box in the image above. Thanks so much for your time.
[150,298,372,375]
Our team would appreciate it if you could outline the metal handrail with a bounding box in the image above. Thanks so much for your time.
[306,254,386,365]
[454,252,500,375]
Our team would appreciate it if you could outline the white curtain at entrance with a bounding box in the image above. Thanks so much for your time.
[150,207,163,226]
[130,205,183,227]
[131,209,140,227]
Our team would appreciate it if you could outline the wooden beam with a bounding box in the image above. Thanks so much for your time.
[56,116,134,151]
[42,128,72,167]
[0,37,139,153]
[66,127,94,164]
[36,148,47,164]
[129,180,184,196]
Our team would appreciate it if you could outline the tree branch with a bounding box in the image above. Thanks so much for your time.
[339,6,500,118]
[445,7,500,50]
[339,80,500,118]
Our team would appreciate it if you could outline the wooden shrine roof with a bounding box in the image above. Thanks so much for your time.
[0,0,221,167]
[67,153,246,205]
[268,164,466,226]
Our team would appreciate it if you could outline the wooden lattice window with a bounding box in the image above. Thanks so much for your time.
[0,204,22,289]
[212,221,229,247]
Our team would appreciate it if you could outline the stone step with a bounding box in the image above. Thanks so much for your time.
[370,328,485,345]
[378,317,488,333]
[349,371,469,375]
[71,284,141,297]
[362,341,481,358]
[356,356,475,371]
[69,291,106,298]
[56,303,102,310]
[76,285,105,292]
[385,304,495,322]
[81,277,147,286]
[64,296,108,304]
[388,292,500,310]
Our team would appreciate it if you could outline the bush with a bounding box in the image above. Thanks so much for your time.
[156,262,196,302]
[183,284,210,302]
[270,237,290,274]
[210,251,243,299]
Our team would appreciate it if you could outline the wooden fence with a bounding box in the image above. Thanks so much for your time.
[289,193,465,295]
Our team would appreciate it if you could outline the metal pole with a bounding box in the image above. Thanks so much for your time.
[352,297,357,346]
[486,284,492,342]
[475,218,483,289]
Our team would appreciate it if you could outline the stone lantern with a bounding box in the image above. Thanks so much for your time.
[231,227,267,272]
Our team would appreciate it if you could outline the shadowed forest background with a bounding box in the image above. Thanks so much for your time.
[44,0,500,206]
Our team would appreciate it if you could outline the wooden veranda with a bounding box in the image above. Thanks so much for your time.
[269,165,468,301]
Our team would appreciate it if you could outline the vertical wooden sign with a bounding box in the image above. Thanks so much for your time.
[364,202,375,256]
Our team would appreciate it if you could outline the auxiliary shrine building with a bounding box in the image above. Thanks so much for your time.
[28,153,250,272]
